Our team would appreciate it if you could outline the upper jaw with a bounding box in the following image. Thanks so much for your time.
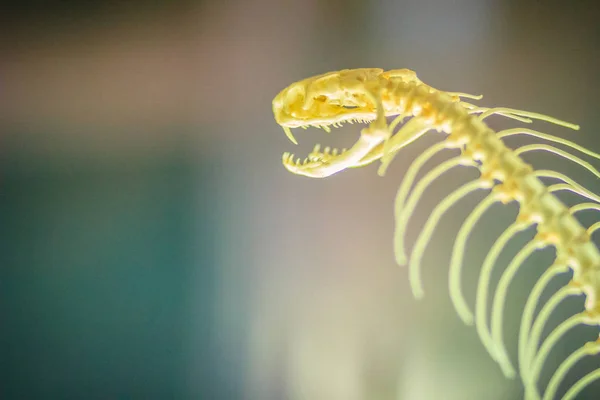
[279,111,377,143]
[281,110,377,128]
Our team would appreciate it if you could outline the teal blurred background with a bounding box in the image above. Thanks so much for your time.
[2,1,599,399]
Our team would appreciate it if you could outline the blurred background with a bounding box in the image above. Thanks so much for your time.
[1,0,599,399]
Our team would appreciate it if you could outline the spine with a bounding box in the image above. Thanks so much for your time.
[416,86,600,314]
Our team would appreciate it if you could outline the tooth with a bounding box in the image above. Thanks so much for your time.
[282,152,289,163]
[342,148,347,153]
[324,146,331,154]
[283,127,298,145]
[301,126,307,130]
[314,144,321,152]
[303,158,308,164]
[295,158,301,165]
[332,148,338,156]
[323,126,331,133]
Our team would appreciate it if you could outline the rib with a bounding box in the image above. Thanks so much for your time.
[409,180,488,299]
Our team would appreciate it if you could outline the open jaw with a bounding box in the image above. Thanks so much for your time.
[279,113,384,178]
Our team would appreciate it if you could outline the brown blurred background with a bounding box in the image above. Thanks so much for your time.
[1,0,599,399]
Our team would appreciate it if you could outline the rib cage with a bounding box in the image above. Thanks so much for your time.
[392,85,600,400]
